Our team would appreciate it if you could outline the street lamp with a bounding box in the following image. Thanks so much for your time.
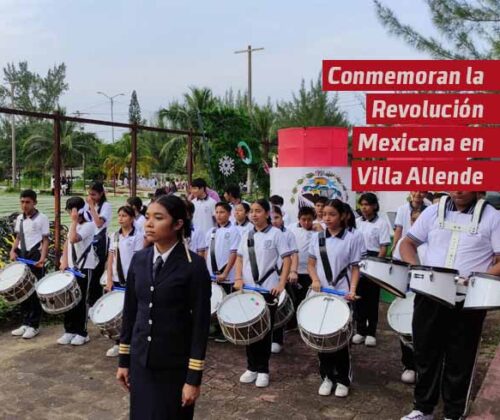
[97,91,125,142]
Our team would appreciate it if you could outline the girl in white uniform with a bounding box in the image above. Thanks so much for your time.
[85,181,112,307]
[308,199,362,398]
[59,197,98,346]
[270,205,298,354]
[353,193,391,347]
[104,206,144,357]
[234,199,292,388]
[184,199,208,257]
[127,197,146,232]
[234,202,254,237]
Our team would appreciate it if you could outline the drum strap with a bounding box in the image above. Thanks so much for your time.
[318,231,333,284]
[247,230,276,285]
[210,228,219,275]
[19,218,28,258]
[71,241,94,271]
[114,232,126,286]
[438,197,486,268]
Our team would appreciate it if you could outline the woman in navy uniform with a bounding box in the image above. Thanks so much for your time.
[116,195,211,420]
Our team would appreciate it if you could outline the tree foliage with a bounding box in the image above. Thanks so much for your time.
[128,90,142,125]
[374,0,500,59]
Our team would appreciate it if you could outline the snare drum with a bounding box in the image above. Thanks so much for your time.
[297,293,352,353]
[273,290,295,329]
[90,290,125,340]
[359,256,409,298]
[217,291,271,345]
[409,265,458,308]
[211,283,226,316]
[0,262,37,304]
[36,271,81,314]
[464,272,500,310]
[387,291,415,347]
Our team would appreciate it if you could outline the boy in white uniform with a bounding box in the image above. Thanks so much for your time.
[400,191,500,420]
[190,178,217,237]
[10,190,50,339]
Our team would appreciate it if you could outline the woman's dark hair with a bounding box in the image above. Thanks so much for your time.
[236,202,250,213]
[358,192,380,213]
[343,202,357,230]
[315,196,328,205]
[89,181,107,205]
[324,199,347,227]
[215,201,232,213]
[127,197,146,215]
[269,195,284,206]
[117,205,136,218]
[224,184,241,199]
[154,195,191,240]
[253,199,271,225]
[154,188,167,198]
[65,196,85,211]
[183,199,195,218]
[272,205,283,217]
[298,206,316,218]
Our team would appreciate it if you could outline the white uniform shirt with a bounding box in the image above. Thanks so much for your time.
[134,214,146,232]
[356,214,392,253]
[203,222,241,282]
[407,202,500,277]
[235,220,254,238]
[392,202,428,261]
[313,220,326,230]
[308,229,364,292]
[237,225,293,290]
[14,211,50,252]
[289,224,315,274]
[109,227,144,283]
[188,225,206,253]
[84,201,112,234]
[67,222,98,270]
[192,196,217,237]
[277,227,298,270]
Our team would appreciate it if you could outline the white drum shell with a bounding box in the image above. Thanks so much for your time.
[210,283,226,316]
[464,273,500,310]
[0,262,36,304]
[91,290,125,340]
[359,257,409,298]
[36,272,81,314]
[273,290,295,329]
[409,267,457,308]
[387,292,415,338]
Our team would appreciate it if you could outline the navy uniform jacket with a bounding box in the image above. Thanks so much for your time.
[119,243,211,386]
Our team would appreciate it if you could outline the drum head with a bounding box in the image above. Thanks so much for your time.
[92,291,125,323]
[218,292,266,324]
[0,263,26,291]
[211,284,225,313]
[298,294,350,335]
[36,272,74,295]
[387,292,415,336]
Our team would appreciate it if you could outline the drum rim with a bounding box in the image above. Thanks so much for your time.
[363,256,409,267]
[297,293,351,335]
[217,291,268,327]
[0,262,29,289]
[410,265,459,274]
[470,272,500,282]
[362,274,406,298]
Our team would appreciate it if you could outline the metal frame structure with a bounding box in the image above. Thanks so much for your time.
[0,106,200,266]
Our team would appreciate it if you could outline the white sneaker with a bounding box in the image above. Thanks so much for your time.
[22,327,39,339]
[11,325,28,336]
[255,373,269,388]
[334,383,349,398]
[352,333,365,344]
[365,335,377,347]
[318,378,333,396]
[106,344,120,357]
[271,342,282,354]
[71,335,90,346]
[401,369,416,384]
[57,333,76,345]
[401,410,434,420]
[239,370,258,384]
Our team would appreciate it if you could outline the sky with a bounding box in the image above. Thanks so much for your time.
[0,0,435,141]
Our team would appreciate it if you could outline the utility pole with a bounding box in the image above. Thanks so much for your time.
[97,91,125,142]
[9,82,17,188]
[234,45,264,195]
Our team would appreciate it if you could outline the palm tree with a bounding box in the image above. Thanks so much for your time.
[23,121,99,175]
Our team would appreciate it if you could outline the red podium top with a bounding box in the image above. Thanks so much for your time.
[278,127,348,167]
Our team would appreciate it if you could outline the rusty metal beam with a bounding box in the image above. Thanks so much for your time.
[53,114,62,268]
[131,124,138,197]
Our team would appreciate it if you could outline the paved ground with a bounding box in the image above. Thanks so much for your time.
[0,303,498,420]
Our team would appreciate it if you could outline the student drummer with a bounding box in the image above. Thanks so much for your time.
[10,189,50,340]
[400,191,500,420]
[308,199,362,398]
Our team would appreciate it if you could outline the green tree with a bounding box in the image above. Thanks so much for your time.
[276,76,349,128]
[128,90,142,125]
[374,0,500,59]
